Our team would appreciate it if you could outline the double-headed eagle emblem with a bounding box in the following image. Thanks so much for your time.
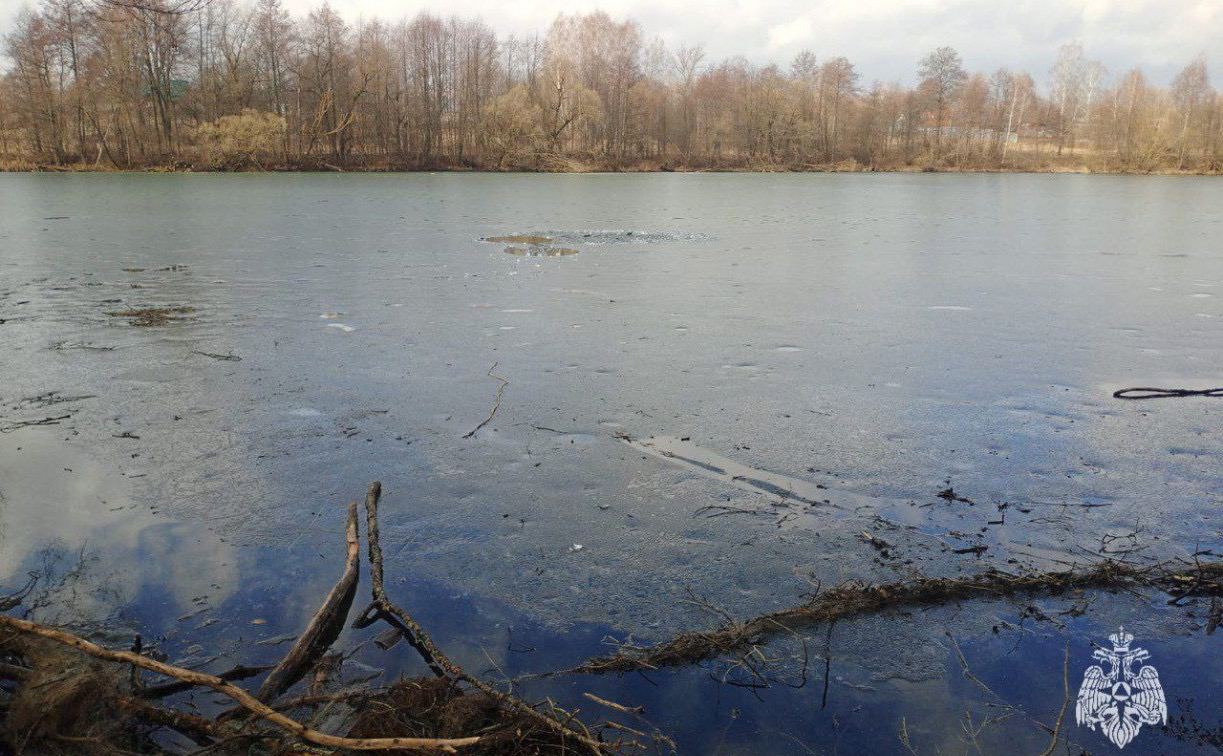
[1075,627,1167,748]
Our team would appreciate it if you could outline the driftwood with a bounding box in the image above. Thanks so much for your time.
[256,500,361,703]
[0,615,481,752]
[353,481,606,754]
[569,559,1223,674]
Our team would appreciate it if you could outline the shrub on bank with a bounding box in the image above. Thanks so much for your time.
[194,110,287,170]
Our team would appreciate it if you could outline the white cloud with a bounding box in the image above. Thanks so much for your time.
[766,17,813,52]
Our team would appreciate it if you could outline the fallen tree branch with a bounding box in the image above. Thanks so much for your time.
[583,692,644,716]
[256,501,361,703]
[137,664,269,699]
[462,362,509,438]
[0,615,481,752]
[353,481,606,753]
[353,482,451,678]
[271,687,376,712]
[567,559,1223,674]
[115,695,223,745]
[1039,646,1070,756]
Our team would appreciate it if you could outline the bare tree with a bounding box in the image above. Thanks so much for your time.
[2,3,1218,173]
[1049,43,1103,156]
[1171,56,1210,169]
[816,56,857,161]
[917,46,966,161]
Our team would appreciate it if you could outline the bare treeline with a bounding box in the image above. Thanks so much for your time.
[2,0,1220,172]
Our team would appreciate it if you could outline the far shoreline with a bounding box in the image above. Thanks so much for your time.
[4,163,1220,177]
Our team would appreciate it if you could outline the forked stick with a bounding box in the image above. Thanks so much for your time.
[355,481,606,753]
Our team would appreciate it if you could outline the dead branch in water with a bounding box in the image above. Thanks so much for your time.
[566,560,1223,674]
[353,482,450,678]
[0,575,37,611]
[137,663,269,699]
[0,484,625,754]
[353,481,609,753]
[462,363,509,438]
[1,499,481,751]
[114,695,223,745]
[1039,646,1071,756]
[255,501,361,703]
[0,615,482,752]
[582,692,645,716]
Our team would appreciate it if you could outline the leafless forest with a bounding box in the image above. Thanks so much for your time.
[2,0,1220,172]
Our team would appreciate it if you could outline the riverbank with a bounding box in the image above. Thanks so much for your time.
[3,156,1220,176]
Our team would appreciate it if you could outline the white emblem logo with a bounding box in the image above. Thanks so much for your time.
[1075,626,1167,749]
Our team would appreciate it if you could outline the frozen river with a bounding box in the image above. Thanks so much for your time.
[1,172,1220,753]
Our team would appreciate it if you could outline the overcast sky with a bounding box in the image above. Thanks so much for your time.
[2,0,1218,85]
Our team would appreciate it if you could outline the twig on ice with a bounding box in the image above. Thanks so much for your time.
[462,362,509,438]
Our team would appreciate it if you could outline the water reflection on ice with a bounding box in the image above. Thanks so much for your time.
[0,428,237,625]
